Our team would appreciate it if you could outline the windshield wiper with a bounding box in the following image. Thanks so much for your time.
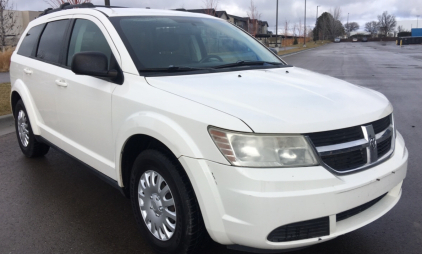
[213,61,284,69]
[139,66,213,72]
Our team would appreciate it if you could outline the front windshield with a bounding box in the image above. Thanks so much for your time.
[110,16,284,72]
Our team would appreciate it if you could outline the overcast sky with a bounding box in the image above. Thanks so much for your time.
[13,0,422,32]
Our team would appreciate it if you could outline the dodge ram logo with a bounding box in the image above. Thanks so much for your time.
[369,137,377,149]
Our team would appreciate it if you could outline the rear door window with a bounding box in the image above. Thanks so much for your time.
[36,20,70,64]
[17,24,45,57]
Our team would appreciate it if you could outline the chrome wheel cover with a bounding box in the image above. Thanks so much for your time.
[17,110,29,147]
[138,170,176,241]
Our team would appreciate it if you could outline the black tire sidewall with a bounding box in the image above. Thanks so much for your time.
[130,150,189,254]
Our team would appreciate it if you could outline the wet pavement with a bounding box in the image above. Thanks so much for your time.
[0,72,10,83]
[0,42,421,254]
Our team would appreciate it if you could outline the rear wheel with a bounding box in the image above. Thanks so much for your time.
[130,150,206,254]
[14,100,50,157]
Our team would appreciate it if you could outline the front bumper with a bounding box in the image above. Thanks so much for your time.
[178,131,408,250]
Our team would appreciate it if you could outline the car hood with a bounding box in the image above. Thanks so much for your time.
[145,67,392,133]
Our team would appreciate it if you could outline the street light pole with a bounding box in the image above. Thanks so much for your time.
[276,0,278,48]
[316,6,319,23]
[304,0,306,47]
[347,13,349,38]
[315,6,319,42]
[105,0,110,6]
[418,15,420,28]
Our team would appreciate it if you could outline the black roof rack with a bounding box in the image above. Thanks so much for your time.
[39,2,125,17]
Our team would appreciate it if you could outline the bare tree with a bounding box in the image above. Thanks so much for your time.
[45,0,91,8]
[397,25,405,32]
[344,22,360,34]
[202,0,218,16]
[297,19,303,44]
[292,22,298,45]
[247,0,261,36]
[292,23,297,37]
[364,21,379,38]
[331,7,344,38]
[378,11,396,37]
[0,0,20,52]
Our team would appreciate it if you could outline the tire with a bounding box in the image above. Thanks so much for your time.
[14,100,50,158]
[130,149,206,254]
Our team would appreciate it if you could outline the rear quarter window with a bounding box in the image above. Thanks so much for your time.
[17,24,45,57]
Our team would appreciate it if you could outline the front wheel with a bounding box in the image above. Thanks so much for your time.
[130,150,206,254]
[14,100,50,158]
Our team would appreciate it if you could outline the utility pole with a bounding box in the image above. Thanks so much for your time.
[316,6,319,42]
[347,13,349,38]
[316,6,319,23]
[304,0,306,47]
[276,0,278,48]
[105,0,110,6]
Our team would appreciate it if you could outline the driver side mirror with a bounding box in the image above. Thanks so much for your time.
[71,52,118,79]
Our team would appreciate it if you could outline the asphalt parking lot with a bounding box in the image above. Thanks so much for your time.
[1,41,421,254]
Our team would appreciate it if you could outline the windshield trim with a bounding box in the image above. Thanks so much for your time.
[139,65,293,77]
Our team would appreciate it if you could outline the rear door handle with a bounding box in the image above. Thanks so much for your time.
[23,68,33,75]
[55,79,68,87]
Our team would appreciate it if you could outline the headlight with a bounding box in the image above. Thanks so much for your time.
[209,127,319,167]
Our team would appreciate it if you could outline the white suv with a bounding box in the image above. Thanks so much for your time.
[10,3,408,254]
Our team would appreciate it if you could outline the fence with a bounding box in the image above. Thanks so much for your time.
[264,37,312,48]
[340,37,397,42]
[396,37,422,45]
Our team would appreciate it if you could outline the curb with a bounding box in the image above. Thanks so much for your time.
[0,114,13,124]
[279,44,328,58]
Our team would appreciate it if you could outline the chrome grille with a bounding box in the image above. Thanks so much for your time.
[306,114,395,174]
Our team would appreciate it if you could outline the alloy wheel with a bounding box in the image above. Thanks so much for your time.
[17,110,29,147]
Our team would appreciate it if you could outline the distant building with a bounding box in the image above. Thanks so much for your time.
[3,10,42,46]
[175,8,270,36]
[228,14,269,35]
[183,9,230,21]
[228,14,250,31]
[412,28,422,37]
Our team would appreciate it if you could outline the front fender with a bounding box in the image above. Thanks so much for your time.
[112,74,252,186]
[114,112,238,244]
[114,110,224,186]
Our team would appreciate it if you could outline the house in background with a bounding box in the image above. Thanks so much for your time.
[228,14,250,31]
[182,9,230,21]
[257,20,269,34]
[175,8,271,36]
[227,14,270,36]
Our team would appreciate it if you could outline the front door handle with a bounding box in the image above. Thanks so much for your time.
[23,68,33,75]
[55,79,68,87]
